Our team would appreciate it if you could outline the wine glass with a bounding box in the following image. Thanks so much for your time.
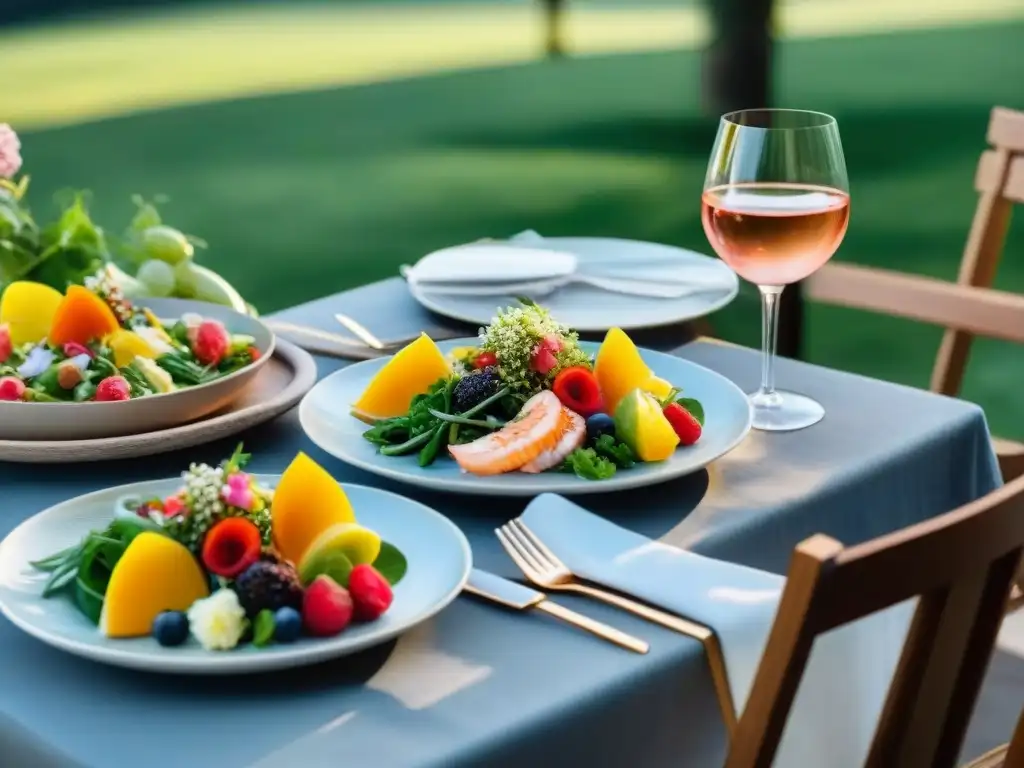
[701,109,849,431]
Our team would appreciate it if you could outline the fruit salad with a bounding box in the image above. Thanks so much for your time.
[356,300,706,481]
[0,278,260,403]
[30,446,406,650]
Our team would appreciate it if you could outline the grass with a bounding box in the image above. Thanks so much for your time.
[11,18,1024,436]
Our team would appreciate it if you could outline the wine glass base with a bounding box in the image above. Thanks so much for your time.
[748,390,824,432]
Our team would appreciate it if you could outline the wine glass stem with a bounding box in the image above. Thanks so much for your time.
[758,285,783,405]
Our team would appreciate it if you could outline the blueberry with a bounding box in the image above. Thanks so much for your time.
[274,607,303,643]
[152,611,189,647]
[585,413,615,442]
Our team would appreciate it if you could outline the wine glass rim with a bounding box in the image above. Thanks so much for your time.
[721,108,838,130]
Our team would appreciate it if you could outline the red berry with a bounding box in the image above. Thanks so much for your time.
[0,376,26,402]
[474,351,497,369]
[551,366,604,416]
[247,346,261,362]
[303,575,354,637]
[0,324,11,364]
[348,564,394,622]
[201,517,263,578]
[663,402,702,446]
[62,342,93,358]
[192,320,230,366]
[95,376,131,402]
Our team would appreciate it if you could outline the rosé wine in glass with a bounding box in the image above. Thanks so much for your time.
[701,183,850,286]
[702,109,849,432]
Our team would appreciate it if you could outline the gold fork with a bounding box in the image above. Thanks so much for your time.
[497,519,738,734]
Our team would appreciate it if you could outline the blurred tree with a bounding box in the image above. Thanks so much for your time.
[701,0,804,359]
[541,0,567,58]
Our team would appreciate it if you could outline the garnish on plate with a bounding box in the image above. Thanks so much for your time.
[0,278,260,403]
[354,299,706,481]
[30,446,407,651]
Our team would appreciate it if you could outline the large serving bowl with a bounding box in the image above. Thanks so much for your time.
[0,298,275,441]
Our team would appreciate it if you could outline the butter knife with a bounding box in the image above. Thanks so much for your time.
[463,569,648,654]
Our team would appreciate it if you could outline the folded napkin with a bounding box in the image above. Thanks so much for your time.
[520,494,913,768]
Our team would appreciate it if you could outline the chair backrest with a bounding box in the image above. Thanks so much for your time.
[725,473,1024,768]
[806,106,1024,398]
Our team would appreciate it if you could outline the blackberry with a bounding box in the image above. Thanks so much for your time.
[233,560,303,618]
[453,368,500,412]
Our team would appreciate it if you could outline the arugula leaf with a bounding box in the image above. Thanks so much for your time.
[561,448,617,481]
[253,610,276,648]
[373,542,408,586]
[593,434,635,468]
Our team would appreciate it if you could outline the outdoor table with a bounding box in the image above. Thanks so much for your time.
[0,278,1001,768]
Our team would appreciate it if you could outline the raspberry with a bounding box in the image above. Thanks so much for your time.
[0,376,26,401]
[662,402,702,446]
[302,575,354,637]
[95,376,131,402]
[348,564,394,622]
[191,320,230,366]
[0,324,11,364]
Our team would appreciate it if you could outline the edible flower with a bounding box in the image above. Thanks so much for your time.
[163,495,187,518]
[530,334,564,376]
[221,472,255,511]
[0,124,22,179]
[17,346,54,379]
[62,342,92,358]
[187,589,248,651]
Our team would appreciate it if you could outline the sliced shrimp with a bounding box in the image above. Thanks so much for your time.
[520,409,586,473]
[448,391,564,475]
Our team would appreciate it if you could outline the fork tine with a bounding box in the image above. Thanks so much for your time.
[495,527,544,581]
[507,520,556,572]
[511,519,565,570]
[498,525,548,574]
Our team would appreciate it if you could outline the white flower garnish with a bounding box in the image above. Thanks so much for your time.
[187,589,247,651]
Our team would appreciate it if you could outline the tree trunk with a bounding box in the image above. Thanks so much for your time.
[701,0,803,360]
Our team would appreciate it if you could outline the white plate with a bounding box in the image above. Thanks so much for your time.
[0,478,472,674]
[300,339,752,497]
[0,299,275,441]
[408,237,739,332]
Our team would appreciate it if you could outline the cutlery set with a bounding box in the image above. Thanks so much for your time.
[472,519,739,732]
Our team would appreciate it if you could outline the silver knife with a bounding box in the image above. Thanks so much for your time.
[464,569,648,653]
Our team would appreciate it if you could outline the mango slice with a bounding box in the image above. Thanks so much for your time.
[100,532,209,638]
[594,327,673,413]
[49,285,120,346]
[0,281,65,345]
[106,329,157,367]
[351,333,451,423]
[271,453,356,564]
[614,388,680,462]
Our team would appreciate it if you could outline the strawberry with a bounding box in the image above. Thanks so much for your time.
[95,376,131,402]
[191,320,230,366]
[0,324,11,364]
[302,575,354,637]
[0,376,25,402]
[348,564,394,622]
[663,402,702,446]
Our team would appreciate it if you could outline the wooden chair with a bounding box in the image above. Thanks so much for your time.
[962,706,1024,768]
[725,472,1024,768]
[806,106,1024,484]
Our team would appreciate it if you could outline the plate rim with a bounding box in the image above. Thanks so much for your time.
[0,478,473,673]
[299,338,753,497]
[408,237,740,332]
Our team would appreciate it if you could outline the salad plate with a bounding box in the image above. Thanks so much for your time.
[0,280,274,440]
[300,302,752,497]
[407,237,740,332]
[0,448,472,674]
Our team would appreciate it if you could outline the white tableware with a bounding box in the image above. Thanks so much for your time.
[0,479,472,674]
[299,339,752,497]
[0,299,275,441]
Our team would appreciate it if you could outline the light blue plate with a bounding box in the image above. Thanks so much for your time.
[0,478,472,675]
[300,340,753,496]
[408,237,740,332]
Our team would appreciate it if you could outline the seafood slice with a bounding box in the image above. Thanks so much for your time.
[448,390,564,475]
[520,409,586,473]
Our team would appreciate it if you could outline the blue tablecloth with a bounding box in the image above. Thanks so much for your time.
[0,280,1001,768]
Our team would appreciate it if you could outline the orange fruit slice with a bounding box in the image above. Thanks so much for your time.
[351,333,451,423]
[271,453,356,564]
[49,285,120,346]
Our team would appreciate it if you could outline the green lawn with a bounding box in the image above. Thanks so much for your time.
[16,20,1024,436]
